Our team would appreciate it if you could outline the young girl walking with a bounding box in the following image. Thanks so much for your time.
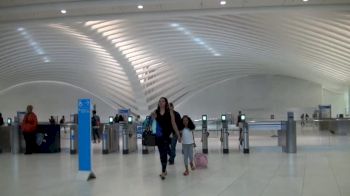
[180,115,196,176]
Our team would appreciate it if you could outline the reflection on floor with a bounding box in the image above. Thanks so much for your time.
[1,126,349,196]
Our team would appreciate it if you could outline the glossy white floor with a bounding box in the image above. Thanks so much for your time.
[1,125,350,196]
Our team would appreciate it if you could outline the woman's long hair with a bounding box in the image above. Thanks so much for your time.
[181,115,196,130]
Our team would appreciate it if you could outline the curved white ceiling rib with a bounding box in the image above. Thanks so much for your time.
[1,5,350,115]
[0,22,139,112]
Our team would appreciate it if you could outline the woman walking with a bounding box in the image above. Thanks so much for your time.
[152,97,181,180]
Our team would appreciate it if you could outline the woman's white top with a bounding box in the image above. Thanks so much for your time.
[182,128,194,144]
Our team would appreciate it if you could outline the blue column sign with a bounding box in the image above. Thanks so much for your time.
[77,99,96,180]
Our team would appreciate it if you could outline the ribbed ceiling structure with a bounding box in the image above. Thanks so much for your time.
[0,1,350,115]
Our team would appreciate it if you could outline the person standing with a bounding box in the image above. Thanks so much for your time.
[49,116,56,125]
[236,111,243,145]
[114,114,119,123]
[300,113,305,127]
[0,113,4,126]
[118,115,124,122]
[59,116,65,124]
[168,102,182,165]
[21,105,38,154]
[91,110,101,143]
[152,97,181,180]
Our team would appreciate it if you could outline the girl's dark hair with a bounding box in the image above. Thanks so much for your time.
[156,97,169,113]
[181,115,196,130]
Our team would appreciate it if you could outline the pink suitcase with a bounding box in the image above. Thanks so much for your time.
[194,152,208,168]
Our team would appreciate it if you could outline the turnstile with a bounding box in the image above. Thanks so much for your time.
[121,122,128,154]
[68,124,78,154]
[102,124,119,154]
[278,113,297,153]
[285,112,296,153]
[0,126,13,153]
[202,115,208,154]
[11,124,25,154]
[242,122,249,154]
[121,122,137,154]
[221,115,229,154]
[244,112,296,154]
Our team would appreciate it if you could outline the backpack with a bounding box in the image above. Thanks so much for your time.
[91,116,98,126]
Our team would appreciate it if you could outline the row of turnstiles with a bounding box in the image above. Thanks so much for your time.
[0,112,297,155]
[66,112,297,155]
[200,112,297,154]
[66,122,137,155]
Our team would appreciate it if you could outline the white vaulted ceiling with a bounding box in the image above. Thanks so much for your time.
[0,1,350,115]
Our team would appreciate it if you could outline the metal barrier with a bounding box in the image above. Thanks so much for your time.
[222,128,229,154]
[120,122,128,154]
[248,121,282,154]
[11,124,25,154]
[315,118,350,135]
[102,124,119,154]
[247,116,296,153]
[243,122,249,153]
[0,126,13,153]
[202,126,208,154]
[102,127,108,154]
[67,124,78,154]
[120,122,137,154]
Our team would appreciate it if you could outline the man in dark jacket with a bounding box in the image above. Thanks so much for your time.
[91,110,101,143]
[0,113,4,126]
[236,111,243,145]
[168,102,182,165]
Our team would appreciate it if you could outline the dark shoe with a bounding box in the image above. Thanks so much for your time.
[24,152,32,155]
[159,171,167,180]
[168,161,174,165]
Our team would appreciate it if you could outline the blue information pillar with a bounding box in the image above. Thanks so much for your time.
[77,99,96,181]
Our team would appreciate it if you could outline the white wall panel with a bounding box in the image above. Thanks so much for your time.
[177,75,331,121]
[0,75,347,122]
